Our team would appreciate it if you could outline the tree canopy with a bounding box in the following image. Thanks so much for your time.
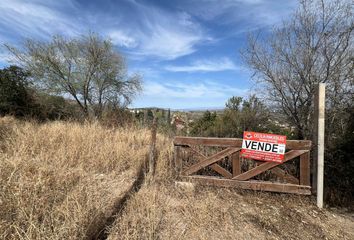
[242,0,353,139]
[0,66,34,116]
[5,33,142,118]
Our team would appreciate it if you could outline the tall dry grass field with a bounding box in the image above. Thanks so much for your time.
[1,117,353,240]
[0,117,172,239]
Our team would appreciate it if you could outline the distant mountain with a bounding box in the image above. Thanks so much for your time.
[173,106,225,112]
[129,106,225,112]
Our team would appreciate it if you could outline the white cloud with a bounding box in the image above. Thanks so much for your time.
[165,57,239,72]
[133,79,248,108]
[0,0,209,60]
[0,0,81,40]
[129,67,160,79]
[180,0,296,28]
[0,52,12,65]
[143,80,247,98]
[136,25,203,60]
[120,2,207,60]
[108,30,137,48]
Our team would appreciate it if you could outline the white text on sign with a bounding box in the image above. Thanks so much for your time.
[242,140,285,154]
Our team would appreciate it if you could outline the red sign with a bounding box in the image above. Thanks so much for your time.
[241,131,286,163]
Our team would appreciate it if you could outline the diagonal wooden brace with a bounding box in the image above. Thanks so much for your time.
[232,150,308,181]
[182,147,241,176]
[269,167,299,184]
[253,160,299,184]
[186,146,232,178]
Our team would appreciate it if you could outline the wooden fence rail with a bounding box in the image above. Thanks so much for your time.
[173,136,312,195]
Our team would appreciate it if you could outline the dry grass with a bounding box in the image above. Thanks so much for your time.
[108,182,354,240]
[1,116,353,240]
[0,117,171,239]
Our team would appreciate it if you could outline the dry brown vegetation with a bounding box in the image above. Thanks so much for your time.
[0,117,353,240]
[0,117,170,239]
[108,183,354,240]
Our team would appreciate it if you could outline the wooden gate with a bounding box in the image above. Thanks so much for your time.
[173,136,312,195]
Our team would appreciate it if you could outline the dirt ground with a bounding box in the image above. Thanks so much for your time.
[108,181,354,240]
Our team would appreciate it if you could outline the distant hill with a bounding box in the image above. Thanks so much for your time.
[172,106,225,112]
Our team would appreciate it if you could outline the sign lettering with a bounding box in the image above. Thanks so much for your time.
[241,131,287,163]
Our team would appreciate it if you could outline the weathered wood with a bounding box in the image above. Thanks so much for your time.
[149,116,157,175]
[209,164,233,179]
[285,140,312,150]
[175,137,243,147]
[183,175,311,195]
[173,136,313,195]
[185,146,232,179]
[232,152,241,177]
[174,136,312,150]
[256,161,299,185]
[253,161,299,184]
[300,151,311,186]
[181,147,241,176]
[174,146,182,173]
[233,150,308,181]
[269,167,299,185]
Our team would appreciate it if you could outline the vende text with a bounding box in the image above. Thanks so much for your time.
[242,140,284,154]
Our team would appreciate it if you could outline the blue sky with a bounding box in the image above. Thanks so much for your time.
[0,0,297,109]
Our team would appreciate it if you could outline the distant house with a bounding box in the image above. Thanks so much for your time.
[172,115,186,130]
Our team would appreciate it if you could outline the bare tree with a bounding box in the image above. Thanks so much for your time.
[242,0,353,139]
[5,33,142,118]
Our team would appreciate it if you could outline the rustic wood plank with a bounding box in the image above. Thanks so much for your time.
[174,137,243,147]
[173,146,182,174]
[181,147,240,176]
[233,150,308,181]
[232,152,241,177]
[209,164,233,179]
[285,140,312,150]
[182,175,311,195]
[173,136,312,150]
[253,160,299,184]
[269,167,299,185]
[300,151,311,186]
[185,146,232,179]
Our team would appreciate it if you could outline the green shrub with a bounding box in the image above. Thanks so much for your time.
[0,65,37,117]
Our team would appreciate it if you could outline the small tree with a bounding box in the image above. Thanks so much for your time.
[218,95,271,137]
[190,110,218,136]
[189,95,272,137]
[167,108,171,126]
[0,66,36,116]
[5,33,142,118]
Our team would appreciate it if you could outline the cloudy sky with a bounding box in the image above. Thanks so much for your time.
[0,0,297,109]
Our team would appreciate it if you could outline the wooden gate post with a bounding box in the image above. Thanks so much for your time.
[314,83,325,208]
[300,151,310,186]
[232,152,241,177]
[174,146,182,174]
[149,115,157,175]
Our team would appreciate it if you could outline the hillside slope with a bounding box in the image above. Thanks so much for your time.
[108,182,353,240]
